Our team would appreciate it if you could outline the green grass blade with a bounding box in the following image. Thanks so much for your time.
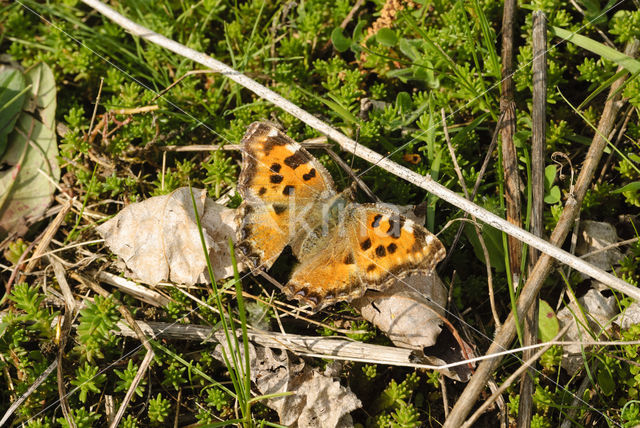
[551,26,640,74]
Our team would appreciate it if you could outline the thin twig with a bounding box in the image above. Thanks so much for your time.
[499,0,523,287]
[462,325,570,428]
[0,360,58,426]
[17,198,74,283]
[107,318,640,370]
[81,0,640,301]
[443,40,640,428]
[519,11,547,426]
[441,109,499,328]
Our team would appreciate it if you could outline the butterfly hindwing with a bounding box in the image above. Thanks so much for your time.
[284,204,446,309]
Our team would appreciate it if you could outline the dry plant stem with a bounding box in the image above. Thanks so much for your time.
[104,395,116,426]
[57,309,76,428]
[499,0,523,286]
[86,77,104,142]
[174,388,182,428]
[109,319,640,370]
[83,0,640,301]
[581,236,639,258]
[50,256,77,313]
[597,105,634,182]
[530,11,547,267]
[160,141,330,152]
[17,198,74,284]
[443,40,640,428]
[110,350,154,428]
[94,270,170,306]
[441,109,499,328]
[462,325,570,428]
[441,113,503,269]
[441,374,449,418]
[519,11,547,427]
[0,360,58,426]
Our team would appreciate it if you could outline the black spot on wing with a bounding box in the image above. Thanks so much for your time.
[282,185,295,196]
[343,253,355,264]
[302,168,316,181]
[387,243,397,254]
[410,227,428,252]
[273,205,287,215]
[284,151,308,170]
[360,238,372,251]
[371,214,382,228]
[270,174,284,184]
[240,227,250,240]
[270,163,281,173]
[258,187,267,195]
[367,264,376,272]
[375,245,386,257]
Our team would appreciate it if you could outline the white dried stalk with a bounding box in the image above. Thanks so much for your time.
[80,0,639,301]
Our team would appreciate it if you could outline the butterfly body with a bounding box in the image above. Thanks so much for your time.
[236,122,446,309]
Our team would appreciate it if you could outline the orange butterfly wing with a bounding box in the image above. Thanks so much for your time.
[285,205,445,309]
[236,122,335,270]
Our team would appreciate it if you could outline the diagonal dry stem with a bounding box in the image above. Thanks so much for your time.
[79,0,640,302]
[443,39,640,428]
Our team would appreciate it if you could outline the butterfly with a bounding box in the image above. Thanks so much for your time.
[236,122,446,310]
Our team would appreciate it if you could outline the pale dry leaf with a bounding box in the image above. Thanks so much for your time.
[352,273,446,350]
[616,301,640,330]
[213,334,361,428]
[352,273,474,381]
[576,220,624,278]
[97,187,237,285]
[557,288,617,375]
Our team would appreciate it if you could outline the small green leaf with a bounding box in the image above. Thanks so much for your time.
[597,366,615,396]
[352,20,367,42]
[613,181,640,193]
[544,186,561,204]
[544,165,556,189]
[376,28,398,47]
[331,27,351,53]
[0,68,29,157]
[538,300,559,342]
[629,153,640,163]
[395,92,412,114]
[398,38,420,61]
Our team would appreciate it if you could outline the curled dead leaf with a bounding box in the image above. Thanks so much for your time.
[97,187,237,285]
[352,273,474,381]
[213,333,361,428]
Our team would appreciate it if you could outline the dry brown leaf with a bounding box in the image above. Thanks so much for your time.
[96,187,236,285]
[214,334,361,428]
[557,288,617,375]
